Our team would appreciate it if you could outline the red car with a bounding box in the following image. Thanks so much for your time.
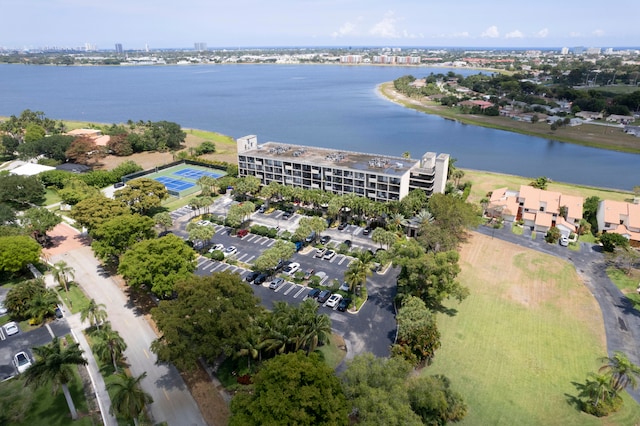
[236,229,249,238]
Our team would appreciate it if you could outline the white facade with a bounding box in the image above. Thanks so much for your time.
[237,135,449,202]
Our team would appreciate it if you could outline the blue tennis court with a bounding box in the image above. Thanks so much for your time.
[154,176,195,191]
[173,168,224,180]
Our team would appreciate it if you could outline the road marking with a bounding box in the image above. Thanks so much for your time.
[283,284,297,295]
[237,254,249,262]
[164,389,170,401]
[0,329,5,340]
[143,349,150,359]
[247,235,258,243]
[45,324,55,338]
[244,255,255,264]
[266,240,275,247]
[220,264,231,271]
[293,287,306,298]
[338,257,347,265]
[260,238,269,245]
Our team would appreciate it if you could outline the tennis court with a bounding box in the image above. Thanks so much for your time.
[154,176,196,192]
[173,168,224,180]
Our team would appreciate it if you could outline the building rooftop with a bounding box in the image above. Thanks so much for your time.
[241,141,419,177]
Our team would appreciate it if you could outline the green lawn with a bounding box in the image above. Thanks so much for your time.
[607,267,640,312]
[425,234,640,425]
[0,369,96,425]
[317,333,347,369]
[58,284,92,315]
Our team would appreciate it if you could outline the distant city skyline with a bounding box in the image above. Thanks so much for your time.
[1,0,638,50]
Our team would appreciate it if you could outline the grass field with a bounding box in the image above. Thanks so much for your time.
[425,233,640,425]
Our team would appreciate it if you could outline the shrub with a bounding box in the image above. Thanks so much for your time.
[209,250,224,261]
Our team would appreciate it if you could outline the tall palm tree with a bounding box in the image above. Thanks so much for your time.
[52,261,75,295]
[24,337,88,420]
[599,351,640,393]
[81,298,108,331]
[344,250,375,300]
[93,324,128,372]
[107,372,153,425]
[299,300,332,354]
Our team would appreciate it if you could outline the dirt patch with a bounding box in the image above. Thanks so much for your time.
[181,366,230,426]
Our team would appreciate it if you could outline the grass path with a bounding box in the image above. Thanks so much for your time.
[425,233,640,425]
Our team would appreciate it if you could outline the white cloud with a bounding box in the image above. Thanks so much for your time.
[452,31,470,38]
[331,20,358,38]
[569,31,581,37]
[481,26,499,38]
[369,11,400,38]
[536,28,549,38]
[505,30,524,39]
[593,29,605,37]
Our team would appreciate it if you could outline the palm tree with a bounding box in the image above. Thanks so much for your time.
[26,289,59,325]
[599,351,640,393]
[52,260,75,295]
[299,301,332,354]
[93,324,128,372]
[107,372,153,425]
[415,209,435,225]
[24,337,88,420]
[235,325,262,370]
[344,249,375,301]
[581,372,614,408]
[81,298,108,331]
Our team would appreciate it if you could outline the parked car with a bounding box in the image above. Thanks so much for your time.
[362,226,371,235]
[284,262,301,276]
[3,321,19,336]
[254,273,269,285]
[282,211,292,220]
[258,205,266,213]
[269,277,285,290]
[208,243,224,253]
[303,268,315,280]
[245,271,261,283]
[13,351,32,373]
[323,250,336,260]
[0,301,7,316]
[236,229,249,238]
[307,288,321,299]
[197,220,212,226]
[275,259,288,271]
[224,246,238,257]
[325,293,343,308]
[339,282,350,292]
[55,306,63,319]
[338,298,353,312]
[338,222,348,231]
[317,290,332,304]
[320,235,331,245]
[305,231,317,243]
[314,248,327,258]
[559,236,569,247]
[343,239,352,248]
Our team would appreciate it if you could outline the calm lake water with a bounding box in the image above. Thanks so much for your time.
[0,63,638,190]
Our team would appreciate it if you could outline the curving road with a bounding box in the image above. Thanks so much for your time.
[475,223,640,403]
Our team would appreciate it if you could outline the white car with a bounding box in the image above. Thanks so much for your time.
[0,301,7,316]
[284,262,301,276]
[325,293,343,308]
[559,236,569,247]
[223,246,238,257]
[314,248,327,258]
[323,250,336,260]
[4,321,19,336]
[197,220,212,226]
[208,243,224,253]
[14,351,32,373]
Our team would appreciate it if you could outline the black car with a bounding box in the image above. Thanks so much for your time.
[317,290,332,304]
[319,235,331,245]
[307,288,321,299]
[54,306,64,318]
[245,271,261,283]
[275,259,289,271]
[337,298,352,312]
[254,273,269,285]
[343,239,352,248]
[337,222,348,231]
[282,211,292,220]
[362,226,371,235]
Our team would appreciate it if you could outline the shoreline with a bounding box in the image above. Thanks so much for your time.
[376,82,640,155]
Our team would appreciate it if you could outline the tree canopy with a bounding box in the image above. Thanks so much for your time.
[0,235,42,276]
[151,271,262,370]
[70,195,130,233]
[91,214,156,263]
[230,352,349,426]
[0,174,45,206]
[114,178,168,215]
[117,234,196,297]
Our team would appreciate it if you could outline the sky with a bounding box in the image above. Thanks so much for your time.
[2,0,639,50]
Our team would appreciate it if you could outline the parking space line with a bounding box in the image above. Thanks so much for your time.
[266,240,275,247]
[220,264,231,272]
[211,263,224,271]
[337,257,347,265]
[283,284,297,295]
[247,235,259,243]
[293,287,306,298]
[237,254,249,262]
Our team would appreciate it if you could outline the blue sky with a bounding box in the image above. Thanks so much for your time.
[2,0,638,50]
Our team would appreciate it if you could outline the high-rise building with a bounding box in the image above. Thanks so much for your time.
[194,42,207,51]
[560,47,569,55]
[237,135,449,202]
[115,43,123,54]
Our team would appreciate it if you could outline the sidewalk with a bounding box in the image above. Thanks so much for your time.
[44,274,117,426]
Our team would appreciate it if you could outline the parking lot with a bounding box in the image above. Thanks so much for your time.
[0,318,71,381]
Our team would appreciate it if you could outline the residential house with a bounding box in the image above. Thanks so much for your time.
[606,114,634,125]
[624,125,640,137]
[575,111,603,120]
[597,200,640,247]
[487,185,583,236]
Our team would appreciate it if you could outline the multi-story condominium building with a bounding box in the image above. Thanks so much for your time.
[237,135,449,202]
